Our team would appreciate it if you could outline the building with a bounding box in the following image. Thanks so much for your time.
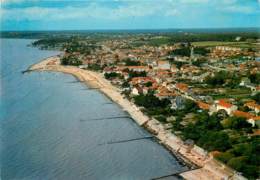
[244,101,260,114]
[175,83,189,94]
[197,101,211,110]
[248,116,260,127]
[212,99,237,115]
[157,60,171,70]
[232,110,254,119]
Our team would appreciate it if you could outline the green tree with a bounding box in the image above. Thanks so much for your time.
[227,156,247,171]
[134,94,170,109]
[215,152,235,163]
[104,72,121,79]
[252,92,260,104]
[61,55,82,66]
[128,70,147,79]
[249,73,260,84]
[198,131,231,151]
[124,58,141,66]
[205,71,229,87]
[223,116,252,130]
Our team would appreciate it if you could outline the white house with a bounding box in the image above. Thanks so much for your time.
[212,99,237,115]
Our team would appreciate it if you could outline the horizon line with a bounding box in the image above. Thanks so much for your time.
[1,27,260,33]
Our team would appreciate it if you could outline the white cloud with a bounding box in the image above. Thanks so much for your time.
[1,0,37,4]
[1,0,259,23]
[222,5,257,14]
[1,1,180,21]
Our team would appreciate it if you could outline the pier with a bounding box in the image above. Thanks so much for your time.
[80,115,131,122]
[98,136,154,146]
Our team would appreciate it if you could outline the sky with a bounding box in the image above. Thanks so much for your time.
[1,0,260,31]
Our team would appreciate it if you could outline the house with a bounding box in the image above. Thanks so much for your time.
[157,60,171,70]
[175,83,189,94]
[156,86,176,99]
[130,77,156,86]
[131,86,143,96]
[197,101,211,110]
[126,66,150,72]
[103,66,116,73]
[232,110,254,119]
[170,65,179,73]
[244,101,260,114]
[117,66,150,72]
[213,99,237,115]
[154,70,173,83]
[231,110,260,127]
[248,116,260,127]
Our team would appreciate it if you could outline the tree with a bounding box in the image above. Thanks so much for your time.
[87,64,103,71]
[205,71,229,87]
[215,152,235,163]
[242,165,259,179]
[169,47,190,56]
[145,81,153,87]
[252,92,260,104]
[128,70,147,79]
[183,99,198,112]
[122,81,130,88]
[134,94,170,109]
[104,72,121,79]
[124,58,141,66]
[227,156,247,171]
[194,47,210,56]
[61,55,82,66]
[198,131,231,151]
[223,116,252,130]
[182,123,202,141]
[248,73,260,84]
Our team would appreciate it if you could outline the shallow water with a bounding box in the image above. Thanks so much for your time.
[0,39,187,180]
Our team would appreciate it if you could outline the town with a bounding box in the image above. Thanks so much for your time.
[30,31,260,179]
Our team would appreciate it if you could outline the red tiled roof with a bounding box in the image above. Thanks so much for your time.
[217,99,233,108]
[175,83,188,92]
[233,110,254,119]
[157,60,169,65]
[156,70,172,75]
[251,116,260,121]
[245,101,260,110]
[197,101,211,110]
[250,129,260,136]
[131,77,155,84]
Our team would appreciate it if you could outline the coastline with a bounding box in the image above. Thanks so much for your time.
[27,55,245,180]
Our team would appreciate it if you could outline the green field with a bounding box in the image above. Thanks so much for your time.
[192,41,259,49]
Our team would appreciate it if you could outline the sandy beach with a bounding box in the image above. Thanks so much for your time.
[28,56,245,180]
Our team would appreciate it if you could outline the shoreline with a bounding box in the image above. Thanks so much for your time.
[27,55,245,180]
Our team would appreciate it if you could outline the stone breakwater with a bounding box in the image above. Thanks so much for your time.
[28,56,246,180]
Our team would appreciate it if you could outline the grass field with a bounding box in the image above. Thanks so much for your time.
[192,41,259,49]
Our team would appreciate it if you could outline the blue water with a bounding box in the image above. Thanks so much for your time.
[0,39,187,180]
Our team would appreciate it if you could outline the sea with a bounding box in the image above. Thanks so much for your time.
[0,39,187,180]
